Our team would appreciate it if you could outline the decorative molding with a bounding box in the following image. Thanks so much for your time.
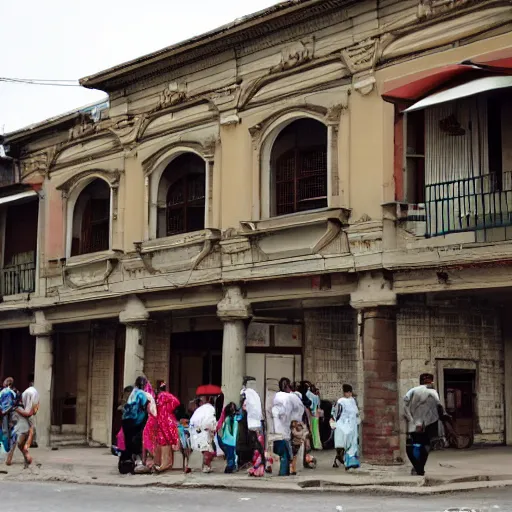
[417,0,475,19]
[270,36,315,74]
[341,38,379,74]
[154,81,188,111]
[50,132,122,172]
[68,115,98,142]
[20,149,55,178]
[64,257,118,290]
[380,4,512,63]
[220,113,240,126]
[141,141,207,175]
[56,169,121,195]
[217,285,252,321]
[108,114,147,146]
[238,56,345,110]
[248,104,328,149]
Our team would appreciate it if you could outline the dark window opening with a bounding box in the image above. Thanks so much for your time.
[71,179,110,256]
[271,119,328,216]
[157,153,206,237]
[488,96,503,191]
[2,199,38,295]
[404,109,426,204]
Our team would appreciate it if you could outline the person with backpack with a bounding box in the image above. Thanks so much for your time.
[119,376,151,474]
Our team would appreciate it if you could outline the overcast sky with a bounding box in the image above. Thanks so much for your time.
[1,0,280,134]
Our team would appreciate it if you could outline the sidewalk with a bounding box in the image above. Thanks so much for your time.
[1,446,511,496]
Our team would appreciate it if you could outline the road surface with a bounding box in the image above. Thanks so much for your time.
[1,482,512,511]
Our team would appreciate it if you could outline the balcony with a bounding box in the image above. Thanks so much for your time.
[1,261,36,296]
[424,172,512,238]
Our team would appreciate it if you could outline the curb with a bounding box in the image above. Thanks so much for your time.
[2,472,512,496]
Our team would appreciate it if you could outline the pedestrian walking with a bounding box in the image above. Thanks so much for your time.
[189,397,217,473]
[404,373,450,476]
[271,377,294,476]
[119,376,151,474]
[332,384,360,470]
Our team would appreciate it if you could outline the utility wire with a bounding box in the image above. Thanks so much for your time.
[0,77,81,87]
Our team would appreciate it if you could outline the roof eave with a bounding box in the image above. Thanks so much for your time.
[79,0,323,91]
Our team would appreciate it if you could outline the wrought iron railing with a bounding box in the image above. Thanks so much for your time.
[1,262,36,296]
[424,172,512,237]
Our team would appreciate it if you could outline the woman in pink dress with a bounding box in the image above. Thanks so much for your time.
[154,382,180,473]
[142,381,158,468]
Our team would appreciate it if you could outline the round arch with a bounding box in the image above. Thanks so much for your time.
[259,112,329,219]
[66,175,113,258]
[146,146,209,240]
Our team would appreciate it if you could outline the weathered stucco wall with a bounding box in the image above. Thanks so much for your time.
[397,298,504,444]
[304,306,359,401]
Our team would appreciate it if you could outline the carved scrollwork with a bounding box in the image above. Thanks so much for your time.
[154,81,188,111]
[270,37,315,74]
[108,114,146,146]
[341,38,379,75]
[68,115,98,142]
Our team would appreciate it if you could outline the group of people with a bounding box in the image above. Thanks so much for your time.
[115,377,186,474]
[0,375,40,467]
[115,374,362,477]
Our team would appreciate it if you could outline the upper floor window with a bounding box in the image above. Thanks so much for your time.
[157,153,205,238]
[71,179,110,256]
[270,118,328,217]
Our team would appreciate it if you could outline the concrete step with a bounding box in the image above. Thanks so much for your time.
[50,435,88,448]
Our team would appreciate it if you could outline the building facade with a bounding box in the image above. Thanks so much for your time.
[1,0,512,462]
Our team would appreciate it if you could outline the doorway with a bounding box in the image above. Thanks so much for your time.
[443,369,476,442]
[170,331,222,410]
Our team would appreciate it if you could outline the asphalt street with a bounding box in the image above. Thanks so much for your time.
[2,482,512,512]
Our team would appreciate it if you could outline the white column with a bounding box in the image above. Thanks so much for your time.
[217,285,251,404]
[119,295,149,388]
[123,324,146,388]
[221,320,246,404]
[30,311,53,448]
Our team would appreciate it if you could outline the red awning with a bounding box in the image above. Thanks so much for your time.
[382,49,512,103]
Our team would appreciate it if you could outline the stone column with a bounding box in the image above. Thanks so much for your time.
[351,272,399,464]
[359,307,400,464]
[217,285,252,404]
[30,311,53,448]
[119,295,149,388]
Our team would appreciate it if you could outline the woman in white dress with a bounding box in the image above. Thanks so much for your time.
[331,384,360,470]
[189,397,217,473]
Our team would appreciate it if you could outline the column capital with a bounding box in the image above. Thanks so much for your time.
[29,310,53,337]
[217,285,252,322]
[119,294,149,325]
[350,271,396,310]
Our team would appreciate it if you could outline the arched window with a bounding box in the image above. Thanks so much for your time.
[71,179,110,256]
[270,118,328,216]
[157,153,205,237]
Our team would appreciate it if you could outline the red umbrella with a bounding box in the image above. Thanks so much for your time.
[196,384,222,396]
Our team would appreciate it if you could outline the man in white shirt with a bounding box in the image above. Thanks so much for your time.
[271,378,294,476]
[404,373,448,476]
[18,375,40,451]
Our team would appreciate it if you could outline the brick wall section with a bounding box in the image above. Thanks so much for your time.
[361,308,400,464]
[304,307,359,401]
[144,315,171,388]
[90,324,115,446]
[398,299,504,444]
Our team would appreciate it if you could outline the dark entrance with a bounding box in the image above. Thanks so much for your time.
[444,369,476,444]
[170,330,222,411]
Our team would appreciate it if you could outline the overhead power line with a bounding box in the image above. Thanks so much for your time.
[0,77,81,87]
